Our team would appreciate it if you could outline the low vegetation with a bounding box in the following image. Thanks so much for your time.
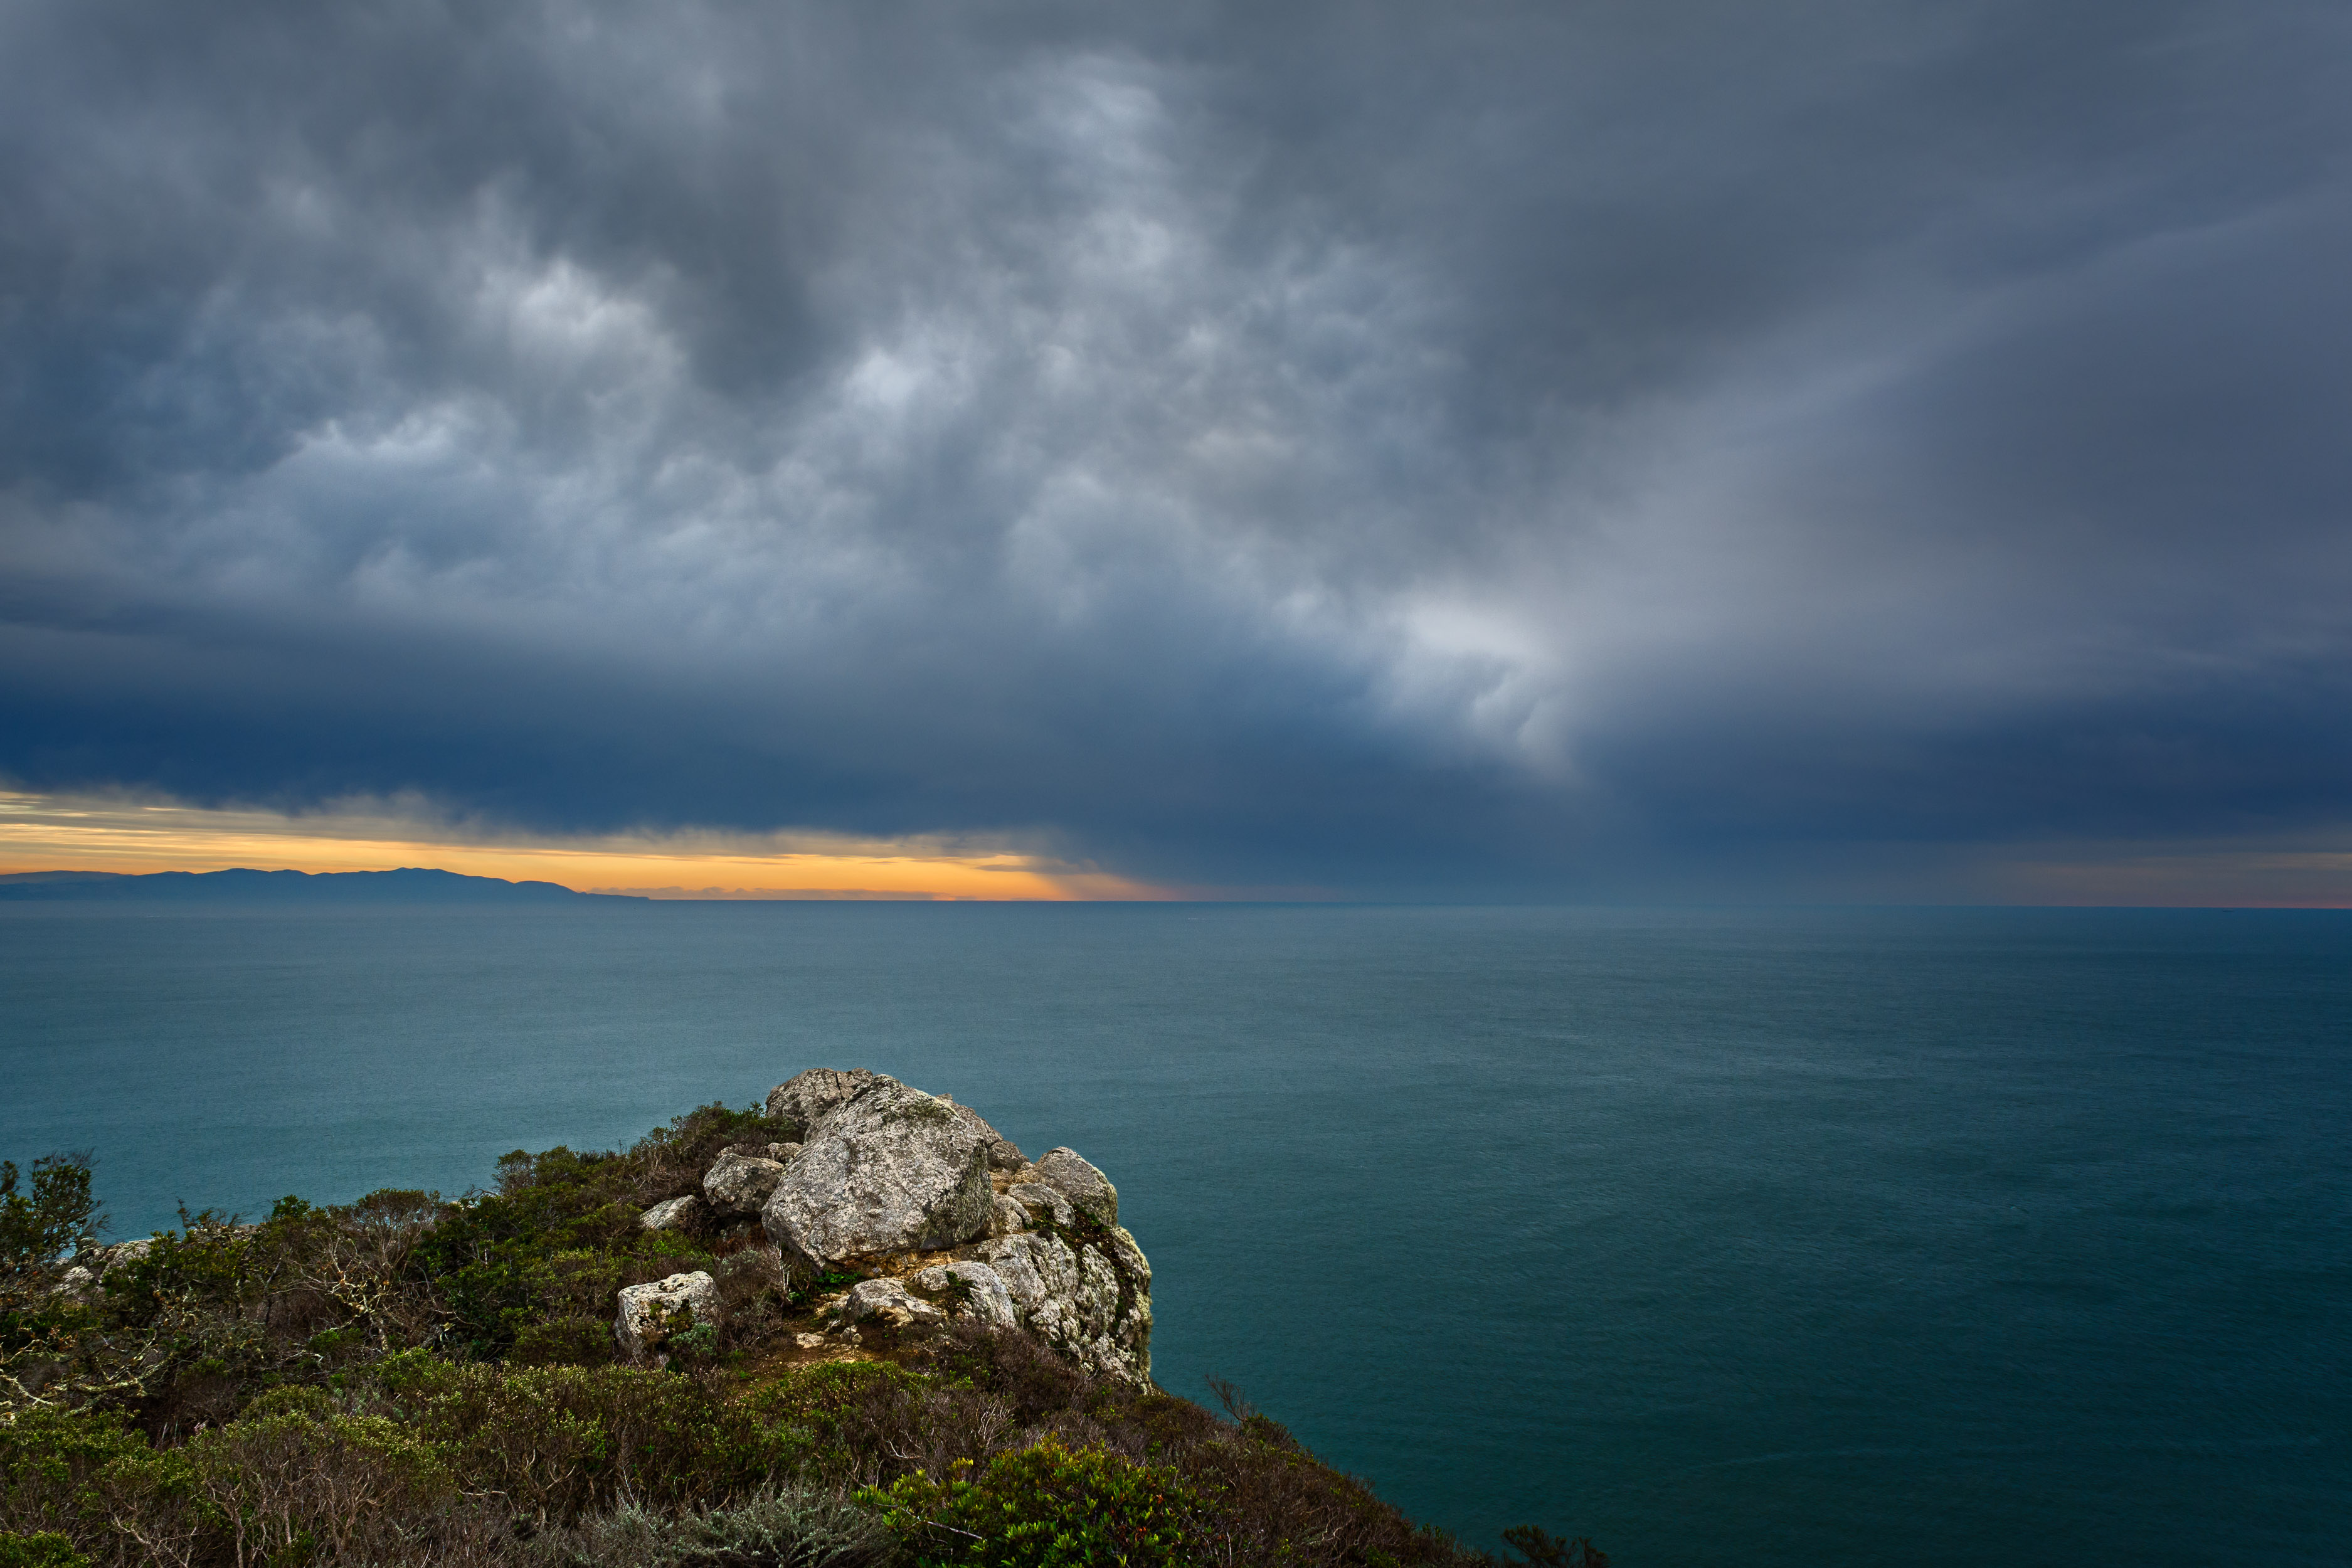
[1,1114,1602,1566]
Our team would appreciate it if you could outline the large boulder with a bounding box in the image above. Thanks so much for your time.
[765,1068,881,1140]
[615,1271,721,1364]
[761,1076,993,1284]
[1032,1148,1118,1228]
[703,1149,788,1216]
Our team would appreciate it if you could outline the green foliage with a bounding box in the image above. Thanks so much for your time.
[0,1532,91,1568]
[870,1439,1205,1567]
[360,1357,802,1522]
[529,1484,892,1567]
[0,1157,100,1284]
[0,1109,1588,1567]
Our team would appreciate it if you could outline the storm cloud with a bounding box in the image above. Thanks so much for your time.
[3,1,2348,894]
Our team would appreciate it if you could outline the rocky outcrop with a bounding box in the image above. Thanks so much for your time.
[613,1068,1153,1382]
[766,1067,1153,1382]
[616,1271,721,1364]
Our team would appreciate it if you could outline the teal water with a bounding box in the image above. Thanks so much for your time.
[2,903,2346,1564]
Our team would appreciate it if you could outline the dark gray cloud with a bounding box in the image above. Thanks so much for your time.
[3,0,2348,894]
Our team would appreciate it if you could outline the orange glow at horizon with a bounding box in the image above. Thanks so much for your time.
[0,792,1172,901]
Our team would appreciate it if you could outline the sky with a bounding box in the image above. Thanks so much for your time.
[3,1,2349,903]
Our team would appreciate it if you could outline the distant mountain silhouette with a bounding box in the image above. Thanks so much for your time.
[0,867,645,903]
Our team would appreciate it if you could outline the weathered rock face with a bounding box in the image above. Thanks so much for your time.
[912,1261,1019,1330]
[761,1076,994,1284]
[973,1230,1148,1383]
[1032,1148,1118,1228]
[702,1149,787,1217]
[943,1098,1028,1173]
[764,1067,881,1139]
[615,1271,721,1364]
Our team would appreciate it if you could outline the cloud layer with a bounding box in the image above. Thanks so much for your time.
[4,1,2348,895]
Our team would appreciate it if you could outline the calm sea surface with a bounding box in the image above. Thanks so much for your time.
[2,903,2346,1564]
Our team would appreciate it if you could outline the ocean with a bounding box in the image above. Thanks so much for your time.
[2,902,2345,1564]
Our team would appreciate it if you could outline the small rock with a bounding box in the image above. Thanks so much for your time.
[640,1195,706,1232]
[793,1332,828,1350]
[840,1276,948,1328]
[1033,1148,1118,1227]
[92,1238,152,1271]
[703,1149,788,1216]
[615,1271,721,1363]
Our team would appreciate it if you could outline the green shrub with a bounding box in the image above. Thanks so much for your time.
[867,1439,1206,1568]
[364,1358,799,1522]
[0,1532,92,1568]
[527,1484,892,1567]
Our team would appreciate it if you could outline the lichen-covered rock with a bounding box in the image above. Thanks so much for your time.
[988,1194,1030,1237]
[840,1276,947,1328]
[615,1271,721,1363]
[764,1068,881,1139]
[761,1076,993,1285]
[640,1195,706,1232]
[1105,1224,1152,1288]
[942,1098,1027,1172]
[913,1259,1020,1330]
[1007,1182,1074,1229]
[973,1229,1150,1382]
[1032,1148,1118,1228]
[703,1149,787,1216]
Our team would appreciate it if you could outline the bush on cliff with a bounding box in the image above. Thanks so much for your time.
[0,1116,1587,1567]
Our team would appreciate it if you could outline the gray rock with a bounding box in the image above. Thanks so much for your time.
[761,1077,993,1284]
[767,1142,803,1164]
[615,1271,721,1363]
[1032,1148,1118,1228]
[988,1194,1030,1237]
[971,1231,1149,1382]
[1008,1182,1074,1229]
[839,1276,947,1328]
[92,1238,152,1271]
[640,1195,706,1232]
[942,1098,1027,1172]
[1106,1225,1152,1288]
[912,1260,1020,1329]
[703,1149,788,1216]
[764,1067,882,1139]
